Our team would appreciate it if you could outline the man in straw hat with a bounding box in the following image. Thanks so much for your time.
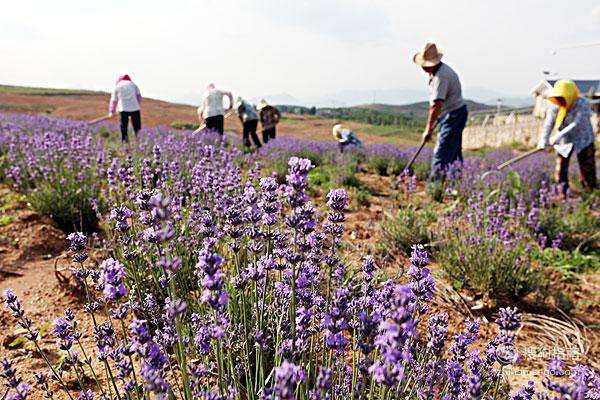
[413,42,468,180]
[257,99,282,144]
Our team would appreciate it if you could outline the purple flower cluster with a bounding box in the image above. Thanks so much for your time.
[0,112,598,400]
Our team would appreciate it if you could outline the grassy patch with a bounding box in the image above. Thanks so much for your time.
[381,205,435,255]
[532,248,600,282]
[0,192,26,212]
[171,121,199,130]
[280,117,312,124]
[0,84,101,96]
[0,215,14,226]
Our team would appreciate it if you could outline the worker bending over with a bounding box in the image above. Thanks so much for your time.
[537,80,597,193]
[332,124,363,152]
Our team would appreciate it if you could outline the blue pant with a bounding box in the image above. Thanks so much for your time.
[430,105,468,180]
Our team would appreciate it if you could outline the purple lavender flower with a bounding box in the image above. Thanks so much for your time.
[496,307,521,333]
[273,361,306,400]
[3,290,38,341]
[99,258,128,301]
[322,288,350,352]
[110,206,134,232]
[326,189,349,211]
[510,381,535,400]
[34,372,54,399]
[369,285,416,389]
[362,256,376,279]
[66,232,86,253]
[426,313,448,355]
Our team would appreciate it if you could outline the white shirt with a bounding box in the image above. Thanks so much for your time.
[200,90,230,119]
[110,81,141,112]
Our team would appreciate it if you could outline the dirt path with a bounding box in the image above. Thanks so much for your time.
[0,184,103,399]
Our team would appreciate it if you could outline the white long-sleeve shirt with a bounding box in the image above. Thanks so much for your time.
[198,90,233,119]
[109,81,141,113]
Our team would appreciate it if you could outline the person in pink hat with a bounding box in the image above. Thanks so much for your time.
[109,74,142,143]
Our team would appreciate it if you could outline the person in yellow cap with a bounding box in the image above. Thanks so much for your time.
[537,80,597,193]
[413,42,468,180]
[257,99,281,144]
[332,124,363,153]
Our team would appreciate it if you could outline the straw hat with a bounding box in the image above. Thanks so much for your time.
[332,124,344,141]
[257,99,269,110]
[413,42,444,67]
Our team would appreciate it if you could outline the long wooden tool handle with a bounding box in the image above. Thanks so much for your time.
[192,123,207,135]
[405,122,438,171]
[192,110,236,135]
[405,139,427,171]
[497,148,543,170]
[87,115,112,125]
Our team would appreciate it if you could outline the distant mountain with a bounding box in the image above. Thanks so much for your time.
[304,88,427,108]
[486,97,534,108]
[249,93,304,106]
[355,100,497,119]
[463,86,534,108]
[265,87,533,109]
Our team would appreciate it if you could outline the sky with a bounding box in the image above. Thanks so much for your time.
[1,0,600,106]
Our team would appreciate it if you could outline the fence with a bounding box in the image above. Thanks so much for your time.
[463,112,543,149]
[463,100,600,150]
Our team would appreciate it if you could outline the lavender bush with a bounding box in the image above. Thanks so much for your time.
[0,112,599,399]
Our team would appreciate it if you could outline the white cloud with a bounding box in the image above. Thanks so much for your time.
[594,4,600,18]
[1,0,599,104]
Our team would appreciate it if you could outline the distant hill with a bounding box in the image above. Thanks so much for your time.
[0,84,103,96]
[0,84,425,146]
[355,100,497,119]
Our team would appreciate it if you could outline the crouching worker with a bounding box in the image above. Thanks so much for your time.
[235,97,262,149]
[257,99,281,144]
[537,80,597,193]
[109,74,142,143]
[332,124,363,153]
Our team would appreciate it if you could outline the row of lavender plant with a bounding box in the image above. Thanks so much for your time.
[5,193,599,398]
[0,112,598,399]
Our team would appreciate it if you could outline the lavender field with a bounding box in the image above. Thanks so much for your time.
[0,112,599,399]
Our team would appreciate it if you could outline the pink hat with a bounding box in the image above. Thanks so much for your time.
[116,74,132,84]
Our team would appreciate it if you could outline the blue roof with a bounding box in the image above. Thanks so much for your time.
[547,79,600,94]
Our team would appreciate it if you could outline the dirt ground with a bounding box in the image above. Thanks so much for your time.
[1,168,599,397]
